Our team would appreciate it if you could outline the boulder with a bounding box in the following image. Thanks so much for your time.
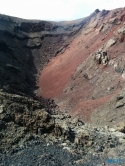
[105,38,116,49]
[114,24,125,42]
[116,122,125,133]
[116,101,124,108]
[114,58,125,74]
[95,51,109,65]
[27,38,42,48]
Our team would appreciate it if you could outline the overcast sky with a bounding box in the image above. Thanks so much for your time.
[0,0,125,21]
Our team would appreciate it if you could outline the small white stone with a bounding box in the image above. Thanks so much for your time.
[63,147,71,151]
[112,131,125,138]
[108,128,116,132]
[119,138,125,143]
[122,72,125,80]
[61,143,67,146]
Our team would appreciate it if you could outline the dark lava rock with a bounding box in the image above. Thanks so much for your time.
[0,140,85,166]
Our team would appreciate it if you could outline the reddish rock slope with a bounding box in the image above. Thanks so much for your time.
[39,7,125,125]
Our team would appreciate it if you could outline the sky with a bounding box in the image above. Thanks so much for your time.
[0,0,125,21]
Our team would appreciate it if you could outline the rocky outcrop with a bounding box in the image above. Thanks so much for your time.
[105,38,117,49]
[0,91,56,133]
[114,23,125,42]
[0,91,56,152]
[95,51,109,65]
[114,57,125,74]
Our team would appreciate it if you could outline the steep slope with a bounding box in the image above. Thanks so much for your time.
[0,13,87,94]
[1,8,125,126]
[39,7,125,126]
[0,10,102,113]
[1,8,125,166]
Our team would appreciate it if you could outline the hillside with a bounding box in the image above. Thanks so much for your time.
[39,7,125,126]
[1,7,125,165]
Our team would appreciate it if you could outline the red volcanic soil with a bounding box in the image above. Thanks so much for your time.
[39,8,125,122]
[39,30,105,98]
[72,88,120,121]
